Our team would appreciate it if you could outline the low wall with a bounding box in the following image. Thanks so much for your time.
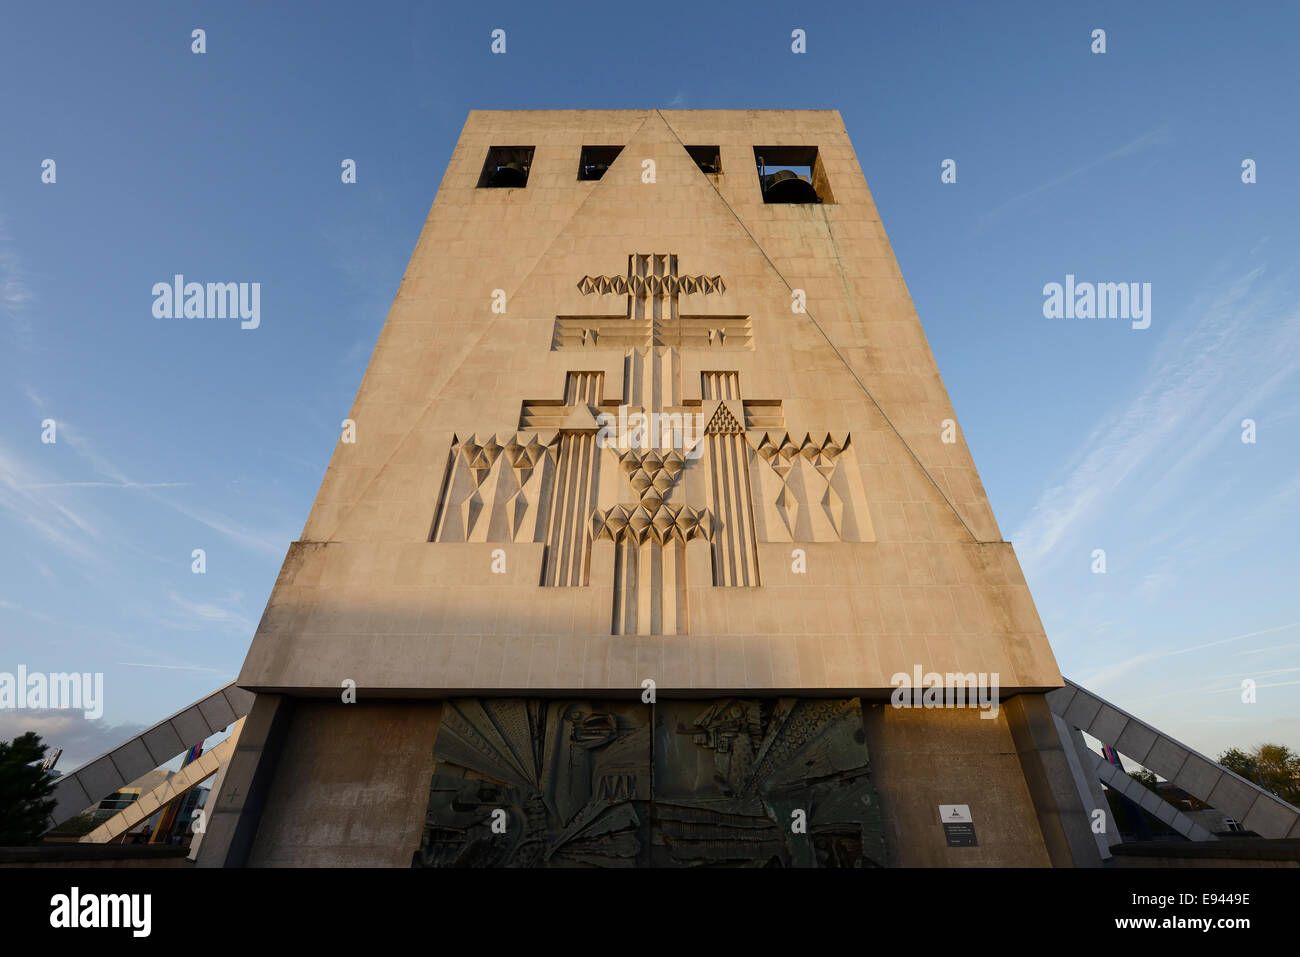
[0,845,191,868]
[1111,839,1300,867]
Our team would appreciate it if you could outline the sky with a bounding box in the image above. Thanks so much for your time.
[1,1,1297,771]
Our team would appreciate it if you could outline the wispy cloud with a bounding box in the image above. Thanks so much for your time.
[150,494,287,558]
[0,213,36,351]
[1236,642,1300,657]
[1012,264,1300,574]
[0,406,287,567]
[0,440,102,560]
[20,481,191,489]
[1076,621,1300,691]
[1203,667,1300,681]
[976,126,1172,232]
[118,661,228,674]
[166,592,257,635]
[56,419,287,558]
[0,598,64,625]
[1194,679,1300,697]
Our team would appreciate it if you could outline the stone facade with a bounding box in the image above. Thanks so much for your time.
[210,110,1068,867]
[238,109,1061,696]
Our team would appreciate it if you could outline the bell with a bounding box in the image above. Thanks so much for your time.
[762,169,819,204]
[488,161,528,187]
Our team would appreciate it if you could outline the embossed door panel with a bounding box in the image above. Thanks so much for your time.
[412,697,885,868]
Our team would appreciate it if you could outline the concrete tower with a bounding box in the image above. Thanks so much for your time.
[199,110,1078,867]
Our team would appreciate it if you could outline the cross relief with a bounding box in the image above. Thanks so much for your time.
[431,253,872,635]
[555,253,751,351]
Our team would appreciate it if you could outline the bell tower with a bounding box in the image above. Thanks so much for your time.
[198,110,1075,868]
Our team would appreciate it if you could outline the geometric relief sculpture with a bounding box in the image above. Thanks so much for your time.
[431,371,605,586]
[411,697,886,868]
[702,399,760,586]
[538,371,604,587]
[653,698,886,868]
[557,254,731,352]
[575,257,726,297]
[747,432,873,543]
[430,432,560,543]
[594,448,712,636]
[427,252,875,634]
[411,699,650,868]
[539,430,602,587]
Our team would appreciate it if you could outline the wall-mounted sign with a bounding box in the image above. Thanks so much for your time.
[940,804,977,847]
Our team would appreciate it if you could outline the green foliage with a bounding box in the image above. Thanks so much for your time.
[0,732,59,845]
[45,811,101,838]
[1218,744,1300,806]
[1128,767,1161,792]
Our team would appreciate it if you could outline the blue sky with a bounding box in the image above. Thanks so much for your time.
[1,1,1297,770]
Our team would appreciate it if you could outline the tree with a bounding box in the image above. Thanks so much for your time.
[0,732,59,844]
[1218,744,1300,806]
[45,812,101,839]
[1128,768,1161,792]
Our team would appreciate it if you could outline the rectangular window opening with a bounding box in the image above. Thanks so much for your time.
[685,145,722,175]
[578,145,624,181]
[477,146,535,188]
[753,146,834,204]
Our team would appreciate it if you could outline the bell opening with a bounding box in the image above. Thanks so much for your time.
[761,168,819,204]
[477,146,536,189]
[578,145,624,181]
[753,146,834,204]
[685,145,722,176]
